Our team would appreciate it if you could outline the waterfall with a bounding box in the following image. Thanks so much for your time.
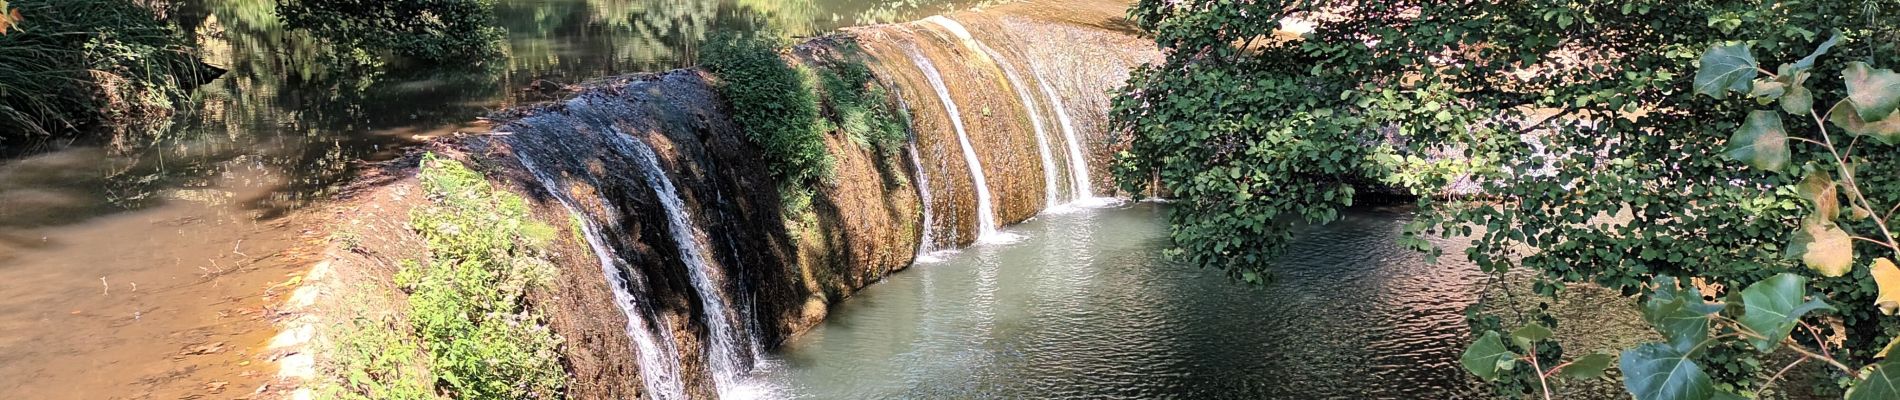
[907,142,946,263]
[1024,58,1099,203]
[922,16,1061,210]
[607,130,757,395]
[512,151,687,400]
[904,45,1012,243]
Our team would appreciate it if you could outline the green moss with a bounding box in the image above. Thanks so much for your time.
[330,153,567,399]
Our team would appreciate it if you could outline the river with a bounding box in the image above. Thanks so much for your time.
[752,204,1496,398]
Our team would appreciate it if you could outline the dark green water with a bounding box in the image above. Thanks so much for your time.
[751,204,1497,399]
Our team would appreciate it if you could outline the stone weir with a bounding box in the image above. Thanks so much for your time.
[279,1,1158,399]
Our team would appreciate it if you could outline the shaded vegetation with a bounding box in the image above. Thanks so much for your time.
[813,43,910,155]
[1115,0,1900,398]
[0,0,217,152]
[702,31,835,192]
[328,154,565,399]
[277,0,505,65]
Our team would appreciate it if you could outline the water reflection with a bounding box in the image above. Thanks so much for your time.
[756,205,1516,399]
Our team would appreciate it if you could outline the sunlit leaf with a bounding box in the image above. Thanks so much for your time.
[1695,44,1757,98]
[1462,331,1518,381]
[1847,360,1900,400]
[1749,79,1786,101]
[1844,62,1900,122]
[1829,100,1900,144]
[1621,342,1715,400]
[1788,217,1854,277]
[1738,273,1836,351]
[1725,111,1788,171]
[1558,353,1615,379]
[1797,170,1840,220]
[1879,335,1900,359]
[1874,258,1900,315]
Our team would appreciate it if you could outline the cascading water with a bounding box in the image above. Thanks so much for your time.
[607,130,758,396]
[1023,57,1099,203]
[512,151,687,400]
[904,44,1012,243]
[907,142,946,263]
[922,16,1062,210]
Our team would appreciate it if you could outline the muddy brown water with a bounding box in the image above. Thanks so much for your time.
[0,0,987,398]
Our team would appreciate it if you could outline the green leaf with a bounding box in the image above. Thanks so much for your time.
[1642,277,1725,352]
[1512,323,1554,342]
[1738,273,1836,351]
[1620,342,1715,400]
[1829,100,1900,144]
[1847,360,1900,400]
[1790,31,1841,72]
[1781,85,1814,115]
[1558,353,1615,379]
[1788,217,1854,277]
[1724,111,1788,171]
[1462,331,1519,381]
[1844,62,1900,122]
[1749,78,1786,101]
[1695,43,1757,98]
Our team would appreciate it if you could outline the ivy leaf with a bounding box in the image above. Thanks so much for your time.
[1558,353,1615,379]
[1737,273,1836,351]
[1462,330,1519,381]
[1724,111,1788,171]
[1788,217,1854,277]
[1873,258,1900,315]
[1694,43,1757,98]
[1642,277,1725,352]
[1844,62,1900,122]
[1620,342,1715,400]
[1847,360,1900,400]
[1797,170,1840,220]
[1829,100,1900,144]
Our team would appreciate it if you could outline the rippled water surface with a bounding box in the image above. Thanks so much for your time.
[753,204,1494,399]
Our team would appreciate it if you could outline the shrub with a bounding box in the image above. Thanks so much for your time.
[701,32,836,187]
[405,153,564,399]
[0,0,216,152]
[329,153,566,399]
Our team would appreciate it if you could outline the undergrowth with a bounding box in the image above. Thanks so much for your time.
[0,0,215,152]
[814,44,910,155]
[702,33,910,219]
[701,32,836,195]
[327,153,566,399]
